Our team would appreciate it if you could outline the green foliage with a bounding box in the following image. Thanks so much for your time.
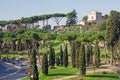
[49,45,55,67]
[56,56,60,66]
[93,43,100,67]
[63,44,68,67]
[79,44,86,75]
[67,72,118,80]
[22,66,78,80]
[0,32,4,38]
[82,16,88,21]
[75,47,80,68]
[106,10,120,64]
[60,46,63,66]
[66,9,77,26]
[42,53,48,75]
[71,41,76,67]
[106,10,120,49]
[57,32,78,42]
[52,48,55,66]
[0,21,7,27]
[86,44,93,65]
[29,48,39,80]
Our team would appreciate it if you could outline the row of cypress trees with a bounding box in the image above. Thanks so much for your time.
[71,42,100,75]
[41,41,100,76]
[42,44,69,75]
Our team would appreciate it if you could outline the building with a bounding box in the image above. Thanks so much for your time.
[79,10,104,26]
[87,10,103,23]
[80,20,86,26]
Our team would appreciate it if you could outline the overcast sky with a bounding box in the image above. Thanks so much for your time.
[0,0,119,26]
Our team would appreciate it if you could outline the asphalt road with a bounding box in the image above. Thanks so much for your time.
[0,61,28,80]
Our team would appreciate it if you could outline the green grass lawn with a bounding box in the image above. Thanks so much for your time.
[67,72,119,80]
[21,67,119,80]
[1,52,28,59]
[21,66,78,80]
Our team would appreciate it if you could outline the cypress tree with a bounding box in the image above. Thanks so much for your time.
[89,45,93,64]
[86,45,90,66]
[42,53,48,75]
[79,44,86,76]
[56,56,60,66]
[49,45,54,67]
[86,44,93,65]
[106,10,120,65]
[75,47,80,68]
[93,43,100,67]
[29,48,39,80]
[60,46,63,66]
[75,41,81,68]
[52,48,55,66]
[63,44,68,67]
[71,41,76,67]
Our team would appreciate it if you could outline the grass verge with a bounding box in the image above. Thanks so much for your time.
[67,72,119,80]
[21,66,78,80]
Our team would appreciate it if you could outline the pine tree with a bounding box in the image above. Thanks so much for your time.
[79,44,86,76]
[63,45,68,67]
[29,48,39,80]
[66,9,77,26]
[42,53,48,75]
[71,41,76,67]
[60,46,63,66]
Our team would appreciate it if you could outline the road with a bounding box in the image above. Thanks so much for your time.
[0,61,28,80]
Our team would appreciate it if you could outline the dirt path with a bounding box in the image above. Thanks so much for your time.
[54,64,118,80]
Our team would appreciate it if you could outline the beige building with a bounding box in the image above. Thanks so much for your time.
[80,20,86,26]
[87,10,103,23]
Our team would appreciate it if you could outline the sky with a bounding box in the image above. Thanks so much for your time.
[0,0,120,26]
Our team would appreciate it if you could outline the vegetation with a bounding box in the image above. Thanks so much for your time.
[67,72,119,80]
[42,53,48,75]
[0,10,120,80]
[86,44,93,66]
[71,41,76,67]
[60,46,63,66]
[49,45,55,67]
[79,44,86,75]
[63,44,68,67]
[22,66,78,80]
[29,48,39,80]
[93,43,101,67]
[106,10,120,65]
[56,56,60,66]
[66,9,77,26]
